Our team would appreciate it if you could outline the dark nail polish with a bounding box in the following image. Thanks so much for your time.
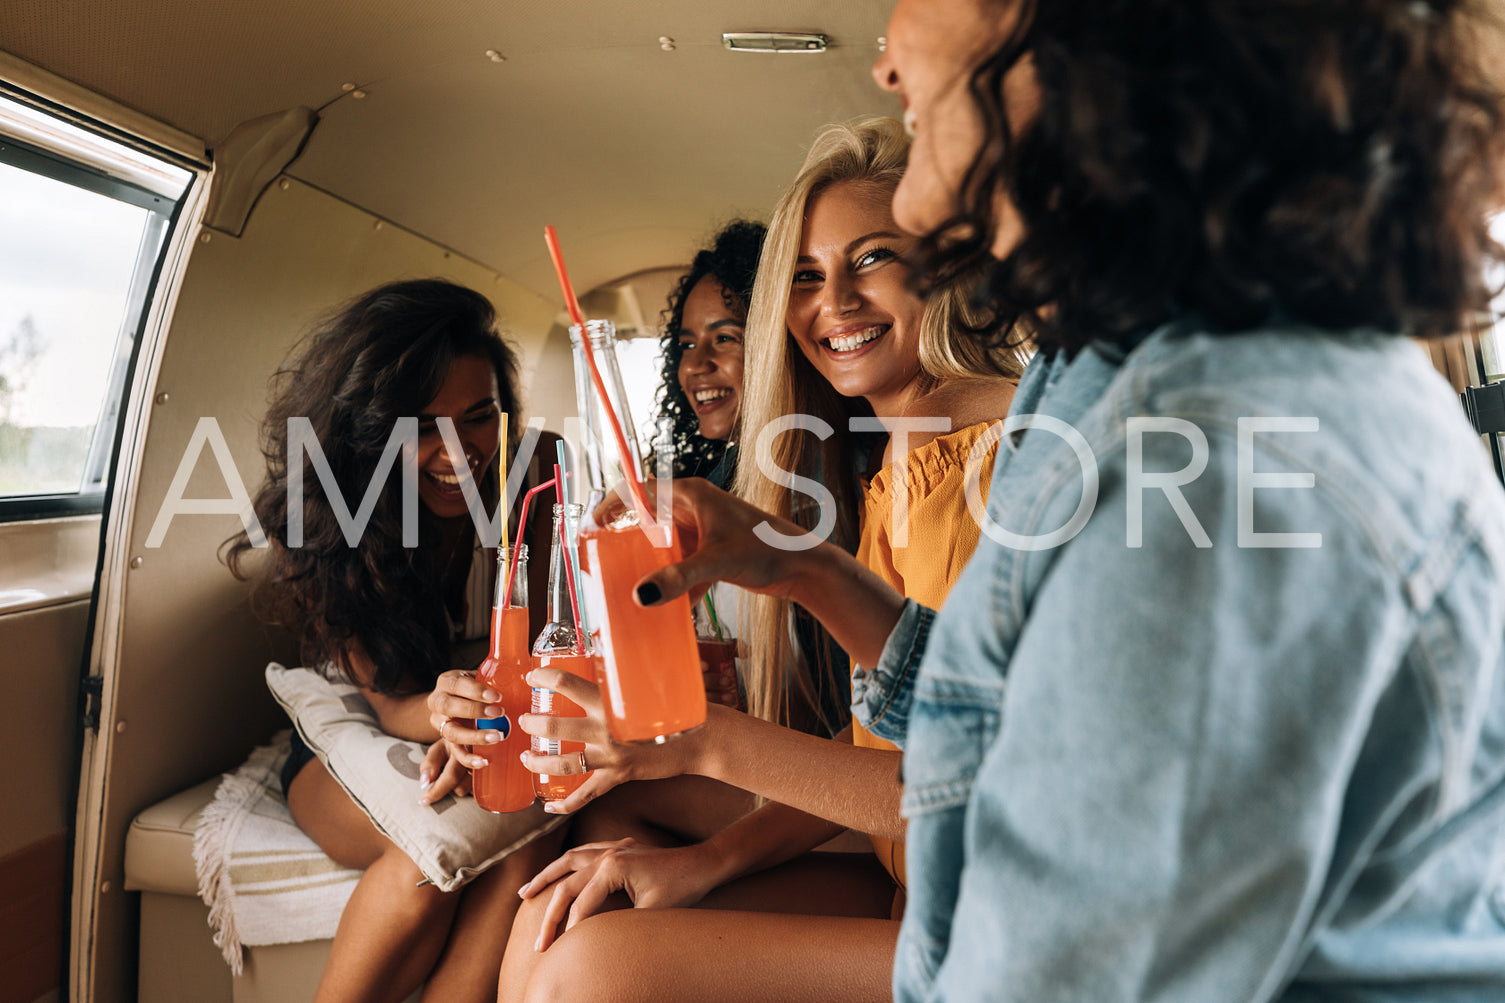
[636,582,662,606]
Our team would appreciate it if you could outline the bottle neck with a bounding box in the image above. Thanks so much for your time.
[490,546,528,659]
[570,320,642,495]
[547,523,569,627]
[538,505,584,653]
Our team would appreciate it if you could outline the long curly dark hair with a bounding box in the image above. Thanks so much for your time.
[654,220,767,478]
[225,279,522,694]
[922,0,1505,353]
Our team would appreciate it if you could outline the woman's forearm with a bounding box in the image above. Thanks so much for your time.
[367,689,441,743]
[636,480,907,668]
[342,644,441,742]
[786,542,907,669]
[699,799,849,886]
[685,709,905,841]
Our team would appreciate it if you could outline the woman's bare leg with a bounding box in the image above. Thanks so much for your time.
[288,759,460,1003]
[495,776,753,998]
[523,909,898,1003]
[420,824,566,1003]
[499,850,896,1001]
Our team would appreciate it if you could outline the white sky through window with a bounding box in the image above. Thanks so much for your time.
[0,161,147,428]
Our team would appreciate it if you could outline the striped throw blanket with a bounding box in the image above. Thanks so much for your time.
[192,731,358,973]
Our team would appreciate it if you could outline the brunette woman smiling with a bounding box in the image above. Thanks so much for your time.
[225,279,558,1003]
[654,220,765,488]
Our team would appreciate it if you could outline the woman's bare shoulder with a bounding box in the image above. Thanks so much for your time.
[907,377,1017,444]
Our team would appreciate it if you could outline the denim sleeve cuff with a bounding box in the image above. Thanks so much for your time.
[850,599,934,747]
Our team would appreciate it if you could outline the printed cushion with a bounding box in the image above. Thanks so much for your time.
[265,662,560,892]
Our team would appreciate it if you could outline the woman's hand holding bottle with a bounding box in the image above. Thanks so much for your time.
[596,477,815,608]
[612,477,907,670]
[518,665,710,814]
[418,669,504,803]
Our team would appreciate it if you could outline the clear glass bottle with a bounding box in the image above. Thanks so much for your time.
[530,503,595,801]
[570,320,705,743]
[569,319,642,504]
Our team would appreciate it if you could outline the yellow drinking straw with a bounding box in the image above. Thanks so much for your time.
[498,410,509,553]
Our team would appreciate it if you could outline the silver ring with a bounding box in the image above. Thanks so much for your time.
[577,750,589,774]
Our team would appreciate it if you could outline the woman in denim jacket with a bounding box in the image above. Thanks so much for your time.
[626,0,1505,1000]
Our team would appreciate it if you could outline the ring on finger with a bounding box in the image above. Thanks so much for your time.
[577,750,589,774]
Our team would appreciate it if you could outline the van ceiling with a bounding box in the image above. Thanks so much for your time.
[1,0,896,301]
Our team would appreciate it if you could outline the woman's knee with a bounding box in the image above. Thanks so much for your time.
[522,917,623,1003]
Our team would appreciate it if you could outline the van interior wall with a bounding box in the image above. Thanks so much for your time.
[0,591,91,1003]
[84,176,558,1003]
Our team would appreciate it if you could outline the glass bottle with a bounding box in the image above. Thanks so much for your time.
[530,503,595,801]
[471,544,535,812]
[569,319,641,506]
[571,320,706,743]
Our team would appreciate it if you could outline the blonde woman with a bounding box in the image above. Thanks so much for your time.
[733,117,1025,892]
[448,117,1023,1002]
[735,116,1024,731]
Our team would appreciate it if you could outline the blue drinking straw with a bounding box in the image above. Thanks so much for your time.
[556,440,586,620]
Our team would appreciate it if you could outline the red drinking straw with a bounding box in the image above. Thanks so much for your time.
[544,225,655,522]
[554,462,586,653]
[503,476,558,610]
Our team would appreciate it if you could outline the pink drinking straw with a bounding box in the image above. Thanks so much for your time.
[544,225,655,522]
[554,462,585,653]
[502,476,558,610]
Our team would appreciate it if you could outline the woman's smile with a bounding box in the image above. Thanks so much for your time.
[415,353,502,519]
[821,322,891,356]
[677,275,746,442]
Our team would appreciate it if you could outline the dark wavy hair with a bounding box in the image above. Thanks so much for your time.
[655,220,767,478]
[225,279,522,694]
[922,0,1505,353]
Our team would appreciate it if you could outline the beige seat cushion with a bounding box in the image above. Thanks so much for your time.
[125,777,221,896]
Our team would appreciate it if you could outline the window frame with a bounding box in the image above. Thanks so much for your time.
[0,123,190,523]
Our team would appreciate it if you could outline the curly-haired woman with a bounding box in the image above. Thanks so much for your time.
[654,219,766,488]
[225,278,558,1003]
[655,220,765,710]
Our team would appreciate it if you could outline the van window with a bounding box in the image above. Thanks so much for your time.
[0,92,191,519]
[616,336,667,446]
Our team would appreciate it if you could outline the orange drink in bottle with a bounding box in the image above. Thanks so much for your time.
[529,503,596,801]
[530,651,596,800]
[567,319,705,742]
[579,512,705,744]
[472,545,536,813]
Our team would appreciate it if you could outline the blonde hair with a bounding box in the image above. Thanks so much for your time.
[734,117,1026,729]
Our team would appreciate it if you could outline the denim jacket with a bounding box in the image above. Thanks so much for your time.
[853,321,1505,1001]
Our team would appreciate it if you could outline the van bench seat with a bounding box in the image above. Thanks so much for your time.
[125,779,353,1003]
[124,777,218,896]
